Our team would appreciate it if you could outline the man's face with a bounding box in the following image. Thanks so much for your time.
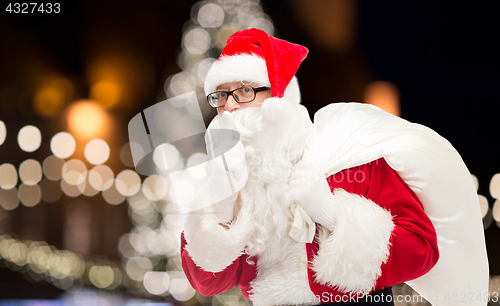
[216,81,271,115]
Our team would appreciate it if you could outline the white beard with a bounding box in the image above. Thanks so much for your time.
[207,103,313,256]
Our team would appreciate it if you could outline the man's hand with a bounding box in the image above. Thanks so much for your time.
[289,161,336,229]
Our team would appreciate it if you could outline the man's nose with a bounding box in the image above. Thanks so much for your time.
[224,95,240,112]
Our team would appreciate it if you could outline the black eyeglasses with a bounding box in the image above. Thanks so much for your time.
[206,86,270,108]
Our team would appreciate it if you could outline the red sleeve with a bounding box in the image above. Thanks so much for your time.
[180,232,256,299]
[366,158,439,286]
[327,158,439,287]
[180,232,241,296]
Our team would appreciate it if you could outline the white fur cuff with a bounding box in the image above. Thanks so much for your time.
[312,189,394,294]
[183,203,254,273]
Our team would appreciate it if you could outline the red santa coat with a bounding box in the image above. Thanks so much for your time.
[181,157,439,304]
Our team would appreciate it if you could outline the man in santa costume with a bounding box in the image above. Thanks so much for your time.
[180,28,488,305]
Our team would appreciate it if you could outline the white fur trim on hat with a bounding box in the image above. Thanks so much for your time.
[312,189,394,295]
[204,54,270,96]
[204,54,302,104]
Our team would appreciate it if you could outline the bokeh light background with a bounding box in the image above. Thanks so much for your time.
[0,0,499,305]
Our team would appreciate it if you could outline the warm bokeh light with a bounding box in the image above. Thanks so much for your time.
[42,155,65,181]
[484,209,493,229]
[0,234,88,291]
[187,152,207,179]
[86,55,151,113]
[89,80,121,109]
[118,234,134,258]
[81,177,100,197]
[0,188,19,211]
[18,183,42,207]
[168,178,194,206]
[478,194,489,218]
[62,159,87,186]
[194,57,216,86]
[0,163,18,189]
[472,174,479,192]
[108,267,123,290]
[89,265,115,289]
[364,81,400,116]
[169,274,196,302]
[142,175,168,201]
[61,179,82,198]
[492,199,500,222]
[249,18,275,35]
[84,139,110,165]
[18,125,42,152]
[19,159,43,186]
[66,101,109,140]
[128,190,151,211]
[50,132,76,159]
[115,170,141,197]
[0,208,8,223]
[119,143,135,168]
[125,257,153,281]
[153,143,180,171]
[143,271,170,295]
[5,241,29,266]
[34,87,64,117]
[292,0,354,52]
[33,78,73,117]
[165,72,198,98]
[0,120,6,145]
[88,165,114,191]
[183,28,211,55]
[102,184,126,205]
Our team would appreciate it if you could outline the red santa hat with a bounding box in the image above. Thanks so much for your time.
[204,28,308,107]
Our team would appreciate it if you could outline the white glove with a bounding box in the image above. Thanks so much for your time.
[289,161,336,229]
[212,193,238,224]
